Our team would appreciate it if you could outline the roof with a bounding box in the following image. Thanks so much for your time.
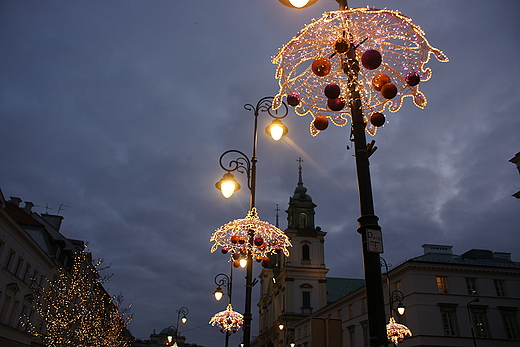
[406,250,520,269]
[326,277,365,303]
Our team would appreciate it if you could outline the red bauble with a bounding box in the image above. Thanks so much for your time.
[370,112,385,127]
[238,237,246,244]
[324,83,340,99]
[257,242,266,250]
[286,93,301,107]
[312,57,331,77]
[327,98,345,111]
[231,235,239,244]
[221,247,229,254]
[255,256,263,263]
[361,49,382,70]
[233,260,240,268]
[261,257,270,267]
[372,73,391,91]
[254,236,264,246]
[232,252,240,260]
[381,83,398,99]
[313,116,329,131]
[334,38,350,54]
[405,71,420,86]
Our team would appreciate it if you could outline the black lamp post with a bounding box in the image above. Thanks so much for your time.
[215,96,289,347]
[168,307,188,346]
[467,298,480,347]
[380,257,405,318]
[214,272,234,347]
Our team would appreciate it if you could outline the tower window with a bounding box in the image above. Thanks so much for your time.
[302,244,310,260]
[298,213,307,229]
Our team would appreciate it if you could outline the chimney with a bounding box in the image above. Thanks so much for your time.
[422,244,453,255]
[9,197,22,207]
[23,201,34,213]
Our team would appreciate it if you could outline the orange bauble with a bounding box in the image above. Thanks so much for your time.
[381,83,398,99]
[231,235,240,244]
[312,58,331,77]
[313,116,329,130]
[372,73,391,91]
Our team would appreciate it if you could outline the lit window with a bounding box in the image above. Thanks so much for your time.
[494,279,507,297]
[465,278,478,295]
[436,276,449,293]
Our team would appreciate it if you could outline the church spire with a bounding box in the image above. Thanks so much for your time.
[286,158,316,231]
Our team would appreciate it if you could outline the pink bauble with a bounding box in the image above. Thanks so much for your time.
[254,236,264,246]
[324,83,340,99]
[361,49,382,70]
[405,71,420,86]
[327,98,345,111]
[370,112,385,127]
[286,93,300,107]
[221,247,229,254]
[232,252,240,260]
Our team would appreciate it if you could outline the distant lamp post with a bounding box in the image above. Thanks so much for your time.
[168,307,188,346]
[212,97,291,347]
[274,1,447,344]
[467,298,480,347]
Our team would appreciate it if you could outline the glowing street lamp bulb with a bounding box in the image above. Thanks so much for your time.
[168,336,173,343]
[279,323,284,330]
[289,0,309,7]
[214,287,224,301]
[181,315,187,324]
[397,303,406,316]
[221,181,236,198]
[239,258,247,268]
[265,119,288,141]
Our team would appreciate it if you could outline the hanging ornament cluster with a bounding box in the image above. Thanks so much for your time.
[271,8,448,136]
[210,208,292,268]
[386,317,412,345]
[209,304,244,333]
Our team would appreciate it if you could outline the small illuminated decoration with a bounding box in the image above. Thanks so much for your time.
[272,8,448,136]
[386,317,412,345]
[210,208,292,266]
[209,304,244,333]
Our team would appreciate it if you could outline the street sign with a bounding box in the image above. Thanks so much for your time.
[367,229,383,253]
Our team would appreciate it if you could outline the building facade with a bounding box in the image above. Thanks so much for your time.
[254,167,520,347]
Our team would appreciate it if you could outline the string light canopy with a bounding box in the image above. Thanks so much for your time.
[209,304,244,333]
[210,208,292,268]
[272,8,448,136]
[386,317,412,345]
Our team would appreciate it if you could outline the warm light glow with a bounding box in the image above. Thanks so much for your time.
[181,315,187,324]
[239,258,247,268]
[397,304,405,316]
[272,277,276,284]
[265,119,288,141]
[290,343,295,347]
[214,287,224,301]
[387,317,412,345]
[173,342,178,347]
[278,0,318,9]
[209,304,244,333]
[289,0,309,7]
[279,323,284,330]
[168,336,173,343]
[221,181,236,198]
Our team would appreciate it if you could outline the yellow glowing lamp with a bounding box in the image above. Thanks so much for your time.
[216,173,241,198]
[278,0,318,9]
[239,257,247,268]
[397,303,406,316]
[181,315,187,324]
[279,323,284,330]
[265,119,288,141]
[214,286,224,301]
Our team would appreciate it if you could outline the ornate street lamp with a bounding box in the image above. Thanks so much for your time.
[168,307,188,346]
[213,97,290,347]
[274,2,447,345]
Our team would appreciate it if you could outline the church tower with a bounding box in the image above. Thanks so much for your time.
[257,160,329,347]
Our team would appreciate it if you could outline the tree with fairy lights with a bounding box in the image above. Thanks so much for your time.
[24,251,133,347]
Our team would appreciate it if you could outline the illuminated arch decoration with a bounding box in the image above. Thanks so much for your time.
[209,304,244,333]
[272,8,448,136]
[210,208,292,262]
[387,317,412,345]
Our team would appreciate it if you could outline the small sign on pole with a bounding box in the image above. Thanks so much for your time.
[367,229,383,253]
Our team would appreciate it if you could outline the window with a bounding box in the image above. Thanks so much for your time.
[494,279,507,297]
[298,213,307,229]
[361,321,369,347]
[14,257,24,277]
[302,244,310,261]
[302,292,311,308]
[5,249,15,271]
[438,304,459,336]
[465,278,478,295]
[436,276,449,293]
[500,308,519,340]
[471,309,491,338]
[23,263,32,283]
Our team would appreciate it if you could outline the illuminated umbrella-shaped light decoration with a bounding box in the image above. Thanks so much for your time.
[210,207,292,267]
[386,317,412,345]
[209,304,244,333]
[272,8,448,136]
